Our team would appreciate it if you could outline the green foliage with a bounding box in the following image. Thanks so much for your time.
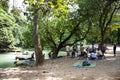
[0,8,26,49]
[22,24,34,48]
[11,7,22,16]
[52,0,69,17]
[0,0,9,11]
[23,0,120,52]
[111,14,120,31]
[0,9,15,28]
[0,8,15,48]
[77,0,120,43]
[0,28,15,48]
[23,0,69,48]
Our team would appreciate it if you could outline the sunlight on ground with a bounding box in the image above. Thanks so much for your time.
[107,46,120,51]
[45,76,63,80]
[4,68,21,73]
[4,68,38,73]
[3,78,20,80]
[106,58,116,61]
[105,53,117,61]
[2,67,38,78]
[105,53,113,57]
[96,76,114,80]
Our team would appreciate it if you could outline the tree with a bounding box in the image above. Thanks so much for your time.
[23,0,119,60]
[24,0,48,65]
[98,0,119,43]
[39,1,91,58]
[109,13,120,44]
[0,8,21,51]
[33,7,44,65]
[88,0,119,43]
[24,0,71,63]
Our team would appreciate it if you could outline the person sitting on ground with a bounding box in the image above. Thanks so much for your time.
[82,55,90,66]
[78,51,88,60]
[89,43,96,53]
[30,53,34,61]
[89,49,98,60]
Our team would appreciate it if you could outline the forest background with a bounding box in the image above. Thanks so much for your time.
[0,0,120,65]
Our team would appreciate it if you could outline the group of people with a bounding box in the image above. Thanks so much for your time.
[66,43,117,60]
[89,43,106,60]
[66,44,87,58]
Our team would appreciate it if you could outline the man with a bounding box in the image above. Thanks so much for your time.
[66,45,70,56]
[113,43,117,56]
[101,43,107,59]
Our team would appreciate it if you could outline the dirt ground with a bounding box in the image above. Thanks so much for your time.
[0,46,120,80]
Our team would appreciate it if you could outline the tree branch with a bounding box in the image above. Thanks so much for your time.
[45,27,56,46]
[58,20,82,48]
[104,6,116,32]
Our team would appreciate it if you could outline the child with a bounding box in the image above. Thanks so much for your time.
[71,49,76,58]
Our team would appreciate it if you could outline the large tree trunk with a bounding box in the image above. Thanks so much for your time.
[34,9,44,65]
[48,20,90,59]
[52,46,61,58]
[98,1,117,44]
[101,29,105,43]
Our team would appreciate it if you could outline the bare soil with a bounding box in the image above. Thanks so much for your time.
[0,48,120,80]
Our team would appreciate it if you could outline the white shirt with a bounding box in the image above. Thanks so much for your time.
[66,46,70,51]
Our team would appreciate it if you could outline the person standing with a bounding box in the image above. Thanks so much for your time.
[71,48,76,58]
[73,43,78,53]
[91,43,95,52]
[101,43,107,59]
[80,44,84,56]
[113,43,117,56]
[66,45,70,56]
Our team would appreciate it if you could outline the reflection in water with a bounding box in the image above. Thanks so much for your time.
[0,51,50,68]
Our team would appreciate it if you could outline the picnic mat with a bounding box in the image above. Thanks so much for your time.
[73,61,96,68]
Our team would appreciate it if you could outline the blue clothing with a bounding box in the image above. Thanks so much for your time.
[71,50,76,58]
[90,52,98,60]
[82,58,90,66]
